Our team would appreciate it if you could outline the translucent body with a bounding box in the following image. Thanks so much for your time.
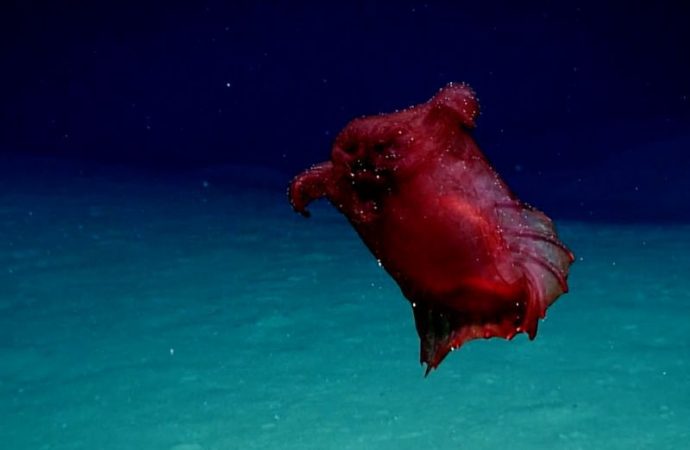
[289,83,574,373]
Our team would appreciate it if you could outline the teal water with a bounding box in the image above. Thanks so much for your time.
[1,158,689,449]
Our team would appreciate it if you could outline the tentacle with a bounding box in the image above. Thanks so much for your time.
[288,162,334,217]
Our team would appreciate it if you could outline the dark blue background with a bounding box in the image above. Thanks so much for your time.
[2,1,689,220]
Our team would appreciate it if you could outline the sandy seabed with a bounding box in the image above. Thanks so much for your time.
[1,160,688,449]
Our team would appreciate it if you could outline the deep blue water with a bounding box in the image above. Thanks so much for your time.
[1,2,690,448]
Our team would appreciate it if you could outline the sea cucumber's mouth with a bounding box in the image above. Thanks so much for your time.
[349,161,390,203]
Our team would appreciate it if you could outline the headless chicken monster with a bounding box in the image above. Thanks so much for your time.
[289,83,574,375]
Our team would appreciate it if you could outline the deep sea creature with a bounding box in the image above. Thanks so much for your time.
[289,83,574,374]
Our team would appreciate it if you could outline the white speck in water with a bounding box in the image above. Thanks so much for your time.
[202,180,209,188]
[225,82,232,88]
[377,259,383,267]
[170,348,175,356]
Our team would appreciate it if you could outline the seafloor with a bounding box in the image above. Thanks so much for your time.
[1,156,688,449]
